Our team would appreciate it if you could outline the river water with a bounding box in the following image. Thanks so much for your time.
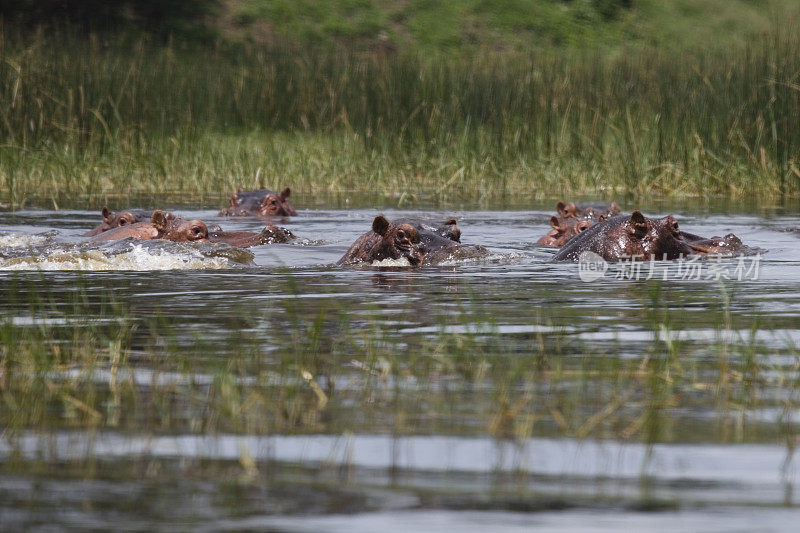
[0,198,799,531]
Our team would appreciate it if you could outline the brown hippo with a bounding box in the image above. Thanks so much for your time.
[557,200,621,223]
[208,226,296,248]
[393,217,462,244]
[414,229,490,265]
[89,211,209,243]
[219,188,298,217]
[679,232,749,255]
[338,215,423,266]
[339,215,488,267]
[553,211,694,261]
[537,216,592,248]
[85,207,174,237]
[553,211,750,262]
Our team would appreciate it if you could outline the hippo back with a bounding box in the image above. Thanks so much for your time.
[552,215,636,261]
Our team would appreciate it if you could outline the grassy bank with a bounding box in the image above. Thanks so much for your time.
[1,28,800,204]
[228,0,800,55]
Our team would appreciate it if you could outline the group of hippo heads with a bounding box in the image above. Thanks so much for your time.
[86,188,297,248]
[84,189,750,266]
[537,201,749,261]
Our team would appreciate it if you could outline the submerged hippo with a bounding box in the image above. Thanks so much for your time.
[553,211,691,262]
[89,211,209,243]
[219,187,298,217]
[208,226,296,248]
[537,216,592,248]
[553,211,749,262]
[415,230,489,265]
[339,215,422,266]
[339,215,487,267]
[85,207,172,237]
[394,217,462,244]
[557,200,621,223]
[679,232,749,255]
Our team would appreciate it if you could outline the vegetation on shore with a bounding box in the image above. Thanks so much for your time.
[0,3,799,204]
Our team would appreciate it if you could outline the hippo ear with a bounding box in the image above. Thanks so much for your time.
[556,201,567,217]
[372,215,390,236]
[443,218,457,226]
[102,206,113,224]
[629,210,647,238]
[598,214,608,222]
[280,187,291,201]
[550,215,561,231]
[229,194,238,209]
[236,187,243,193]
[152,210,168,231]
[609,201,620,213]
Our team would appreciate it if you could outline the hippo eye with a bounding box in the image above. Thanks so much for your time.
[192,227,201,235]
[119,219,127,226]
[397,230,405,239]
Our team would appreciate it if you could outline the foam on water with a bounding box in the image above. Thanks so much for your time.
[0,243,232,271]
[370,257,413,267]
[0,233,50,247]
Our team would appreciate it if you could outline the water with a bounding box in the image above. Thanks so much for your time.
[1,199,799,531]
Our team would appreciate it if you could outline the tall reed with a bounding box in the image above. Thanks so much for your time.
[0,27,799,200]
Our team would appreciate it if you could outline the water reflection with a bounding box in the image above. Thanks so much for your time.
[2,203,800,528]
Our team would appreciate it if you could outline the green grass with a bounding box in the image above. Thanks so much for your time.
[1,26,800,204]
[229,0,800,55]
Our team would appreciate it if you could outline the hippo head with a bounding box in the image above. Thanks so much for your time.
[543,216,592,247]
[442,218,461,242]
[637,212,694,260]
[684,233,745,256]
[372,215,422,265]
[152,211,209,242]
[259,187,298,216]
[556,201,579,219]
[102,206,139,229]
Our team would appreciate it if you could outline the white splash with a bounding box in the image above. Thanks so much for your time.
[370,257,413,267]
[0,243,230,271]
[0,233,49,248]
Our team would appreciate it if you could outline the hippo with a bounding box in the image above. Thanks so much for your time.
[679,232,750,256]
[553,211,694,262]
[537,215,592,248]
[393,217,462,244]
[338,215,423,266]
[339,215,488,267]
[415,229,489,265]
[553,211,752,262]
[85,207,173,237]
[557,201,621,223]
[219,187,298,217]
[89,211,209,243]
[208,226,296,248]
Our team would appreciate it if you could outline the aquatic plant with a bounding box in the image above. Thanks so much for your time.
[1,27,800,204]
